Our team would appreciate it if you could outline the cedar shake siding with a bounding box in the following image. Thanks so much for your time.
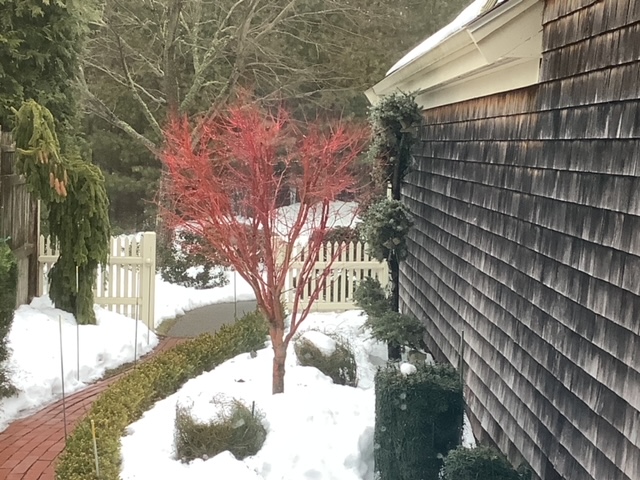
[399,1,640,479]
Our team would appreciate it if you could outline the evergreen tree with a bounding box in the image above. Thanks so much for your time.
[0,0,94,131]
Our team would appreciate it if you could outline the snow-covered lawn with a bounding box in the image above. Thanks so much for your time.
[120,310,476,479]
[0,296,158,432]
[0,268,254,432]
[121,310,385,480]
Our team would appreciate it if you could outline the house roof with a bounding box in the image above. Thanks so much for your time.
[387,0,510,76]
[366,0,542,110]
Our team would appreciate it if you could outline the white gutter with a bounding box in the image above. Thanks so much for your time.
[366,0,543,109]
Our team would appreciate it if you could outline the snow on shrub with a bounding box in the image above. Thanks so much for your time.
[443,446,522,480]
[174,394,266,463]
[294,330,358,387]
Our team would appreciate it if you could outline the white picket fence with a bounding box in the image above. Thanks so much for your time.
[38,233,383,328]
[285,240,388,313]
[38,232,157,330]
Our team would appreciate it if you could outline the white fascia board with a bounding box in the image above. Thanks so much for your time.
[367,0,543,108]
[415,57,539,110]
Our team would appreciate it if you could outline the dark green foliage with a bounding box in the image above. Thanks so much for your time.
[367,92,422,193]
[294,332,358,387]
[517,461,534,480]
[87,120,161,233]
[375,363,463,480]
[321,226,361,245]
[360,199,413,263]
[232,309,270,349]
[0,0,91,132]
[13,101,110,324]
[157,229,229,290]
[354,277,391,318]
[443,446,521,480]
[354,276,426,353]
[0,240,17,398]
[174,398,266,462]
[55,309,269,480]
[366,311,426,352]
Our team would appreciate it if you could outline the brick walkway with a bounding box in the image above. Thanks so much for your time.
[0,337,184,480]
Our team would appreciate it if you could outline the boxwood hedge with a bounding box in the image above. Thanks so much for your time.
[55,309,268,480]
[374,363,463,480]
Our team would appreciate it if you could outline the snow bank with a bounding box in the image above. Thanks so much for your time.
[299,330,337,356]
[0,296,158,432]
[155,270,256,328]
[120,310,388,480]
[275,201,359,244]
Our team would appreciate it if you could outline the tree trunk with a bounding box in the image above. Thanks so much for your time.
[388,252,402,361]
[272,333,287,394]
[391,133,404,201]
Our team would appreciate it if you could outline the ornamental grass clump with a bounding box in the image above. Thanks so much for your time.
[294,331,358,387]
[174,396,266,463]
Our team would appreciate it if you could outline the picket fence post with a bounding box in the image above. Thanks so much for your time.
[139,232,156,332]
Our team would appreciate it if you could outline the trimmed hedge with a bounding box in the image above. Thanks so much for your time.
[374,363,463,480]
[55,310,268,480]
[443,446,521,480]
[0,240,17,398]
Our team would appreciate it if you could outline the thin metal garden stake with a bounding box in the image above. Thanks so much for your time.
[58,315,68,442]
[76,323,80,381]
[458,330,465,383]
[234,269,237,320]
[75,266,80,381]
[91,419,101,478]
[134,300,139,367]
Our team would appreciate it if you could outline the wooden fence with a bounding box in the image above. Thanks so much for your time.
[0,129,39,306]
[285,240,388,312]
[39,233,157,330]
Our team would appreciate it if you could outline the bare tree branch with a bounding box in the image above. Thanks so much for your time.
[114,32,164,137]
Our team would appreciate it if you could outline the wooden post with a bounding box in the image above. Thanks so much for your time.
[0,129,39,303]
[0,128,13,241]
[139,232,156,333]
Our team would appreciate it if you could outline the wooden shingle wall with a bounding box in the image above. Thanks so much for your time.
[399,1,640,479]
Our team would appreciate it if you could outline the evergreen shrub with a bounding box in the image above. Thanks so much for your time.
[157,228,229,290]
[443,446,521,480]
[55,309,268,480]
[374,363,463,480]
[366,311,426,352]
[360,198,413,263]
[174,396,266,462]
[354,278,426,352]
[354,277,391,318]
[294,332,358,386]
[0,240,17,398]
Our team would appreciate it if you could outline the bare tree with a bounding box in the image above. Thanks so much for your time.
[79,0,363,154]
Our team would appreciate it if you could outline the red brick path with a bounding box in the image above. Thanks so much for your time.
[0,337,184,480]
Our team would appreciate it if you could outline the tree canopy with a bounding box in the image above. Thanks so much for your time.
[0,0,96,132]
[160,99,368,393]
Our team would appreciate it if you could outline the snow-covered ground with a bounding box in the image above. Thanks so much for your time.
[120,310,476,479]
[155,270,256,328]
[0,296,158,432]
[0,268,255,432]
